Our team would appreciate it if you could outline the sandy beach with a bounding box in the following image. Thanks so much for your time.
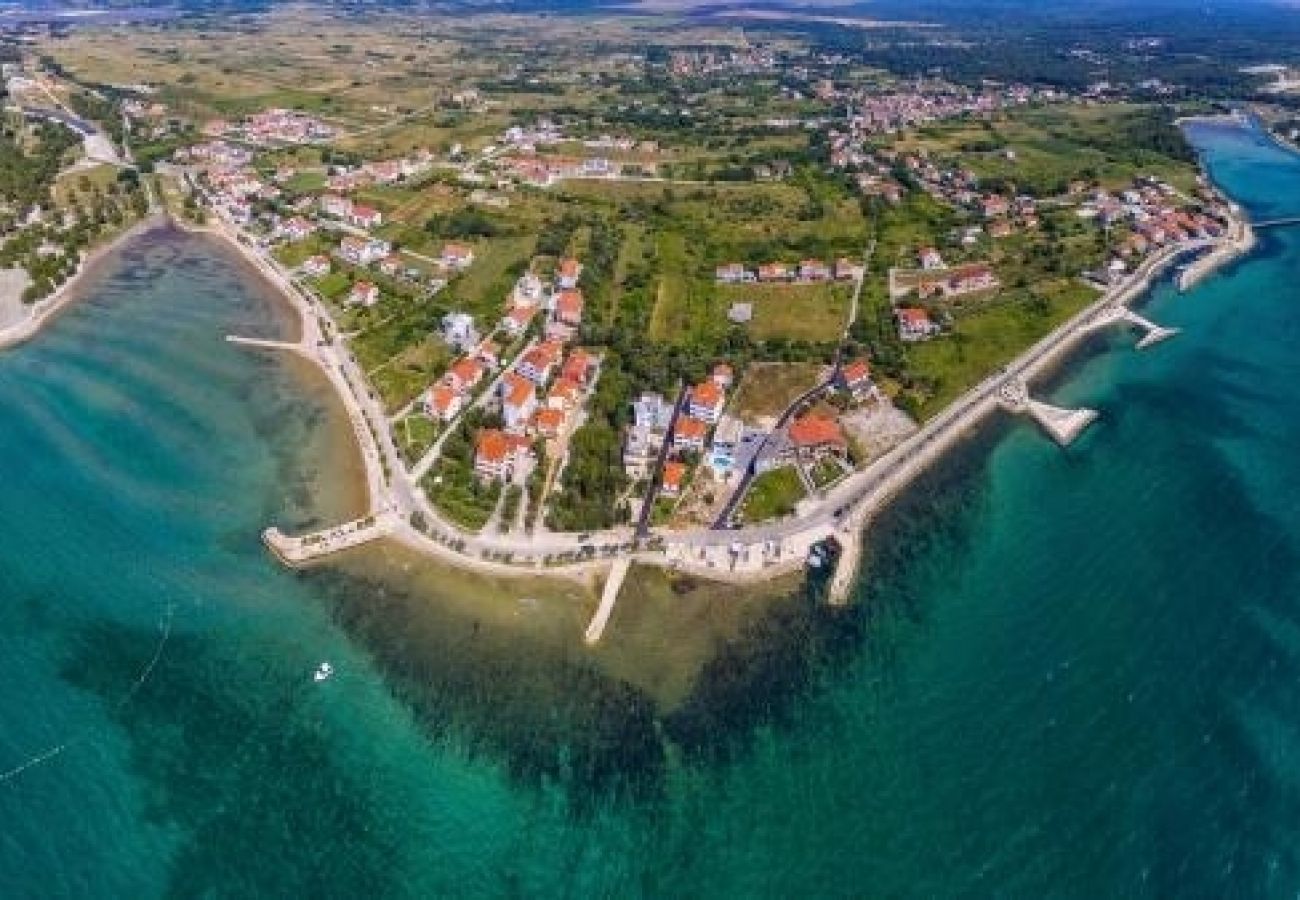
[0,213,169,352]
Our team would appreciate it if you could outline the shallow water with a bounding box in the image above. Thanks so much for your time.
[3,123,1300,896]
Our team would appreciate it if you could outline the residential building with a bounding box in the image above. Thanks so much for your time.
[533,407,566,438]
[474,429,532,481]
[711,363,734,390]
[708,415,744,476]
[348,205,383,229]
[560,349,596,385]
[687,380,725,424]
[300,255,330,277]
[715,262,750,283]
[672,415,709,451]
[442,312,480,352]
[918,247,945,270]
[835,258,863,281]
[896,307,938,341]
[789,414,848,456]
[348,281,380,307]
[278,216,315,241]
[554,289,584,327]
[557,257,583,289]
[473,339,501,370]
[424,384,462,422]
[799,258,831,281]
[444,356,486,393]
[320,194,351,218]
[546,377,582,411]
[837,359,874,399]
[338,236,391,266]
[501,373,538,431]
[441,242,475,269]
[516,341,563,386]
[661,461,686,497]
[501,304,535,337]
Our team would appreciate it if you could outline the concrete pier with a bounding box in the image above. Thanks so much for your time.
[226,334,303,353]
[263,512,396,567]
[1090,306,1179,349]
[998,379,1097,446]
[1025,400,1099,446]
[584,558,631,644]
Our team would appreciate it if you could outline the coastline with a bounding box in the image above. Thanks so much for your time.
[3,165,1255,612]
[195,190,1255,599]
[0,212,169,352]
[812,206,1256,601]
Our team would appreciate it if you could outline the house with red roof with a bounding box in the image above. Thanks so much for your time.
[554,289,584,327]
[424,384,463,422]
[661,461,687,497]
[561,349,596,385]
[896,307,938,341]
[757,262,791,282]
[348,204,383,229]
[443,356,486,393]
[546,377,582,411]
[836,359,873,399]
[788,414,847,455]
[474,429,532,481]
[557,257,583,289]
[688,380,726,424]
[533,407,567,438]
[441,242,475,269]
[672,415,709,450]
[500,373,538,431]
[516,340,563,385]
[347,281,380,307]
[501,304,535,337]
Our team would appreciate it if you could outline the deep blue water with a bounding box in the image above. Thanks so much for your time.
[3,121,1300,897]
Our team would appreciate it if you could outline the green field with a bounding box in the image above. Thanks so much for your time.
[741,465,806,523]
[730,361,823,421]
[719,282,851,343]
[906,279,1099,418]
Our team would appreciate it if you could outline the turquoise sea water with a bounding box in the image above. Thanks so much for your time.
[5,121,1300,896]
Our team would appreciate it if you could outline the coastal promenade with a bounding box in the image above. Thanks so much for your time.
[241,212,1253,599]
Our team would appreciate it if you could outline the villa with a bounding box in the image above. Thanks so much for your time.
[347,281,380,307]
[687,379,725,424]
[474,429,532,481]
[896,307,938,341]
[424,384,463,422]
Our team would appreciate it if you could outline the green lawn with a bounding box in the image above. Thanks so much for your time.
[395,413,438,465]
[443,235,535,328]
[741,465,806,523]
[718,281,851,343]
[906,279,1099,418]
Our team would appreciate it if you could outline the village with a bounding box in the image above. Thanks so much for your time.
[0,15,1243,581]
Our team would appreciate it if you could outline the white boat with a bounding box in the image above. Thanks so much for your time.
[313,662,334,682]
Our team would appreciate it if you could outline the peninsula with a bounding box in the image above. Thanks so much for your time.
[0,9,1260,637]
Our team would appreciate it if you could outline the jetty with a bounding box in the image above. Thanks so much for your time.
[997,378,1098,446]
[1090,304,1179,348]
[584,558,631,644]
[226,334,303,353]
[263,512,397,567]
